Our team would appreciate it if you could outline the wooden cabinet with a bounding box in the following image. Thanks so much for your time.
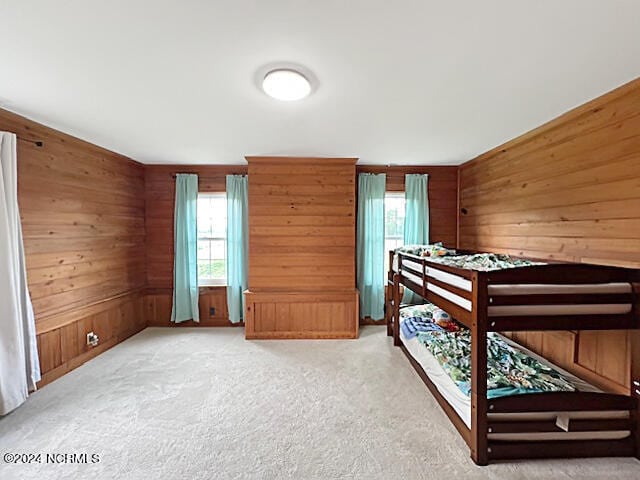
[244,156,359,339]
[244,291,359,339]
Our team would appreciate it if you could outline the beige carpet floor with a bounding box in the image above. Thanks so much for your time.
[1,326,639,480]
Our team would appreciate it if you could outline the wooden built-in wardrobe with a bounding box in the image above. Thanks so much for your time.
[243,156,359,339]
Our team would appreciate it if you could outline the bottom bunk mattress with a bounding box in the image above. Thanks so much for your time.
[399,305,630,441]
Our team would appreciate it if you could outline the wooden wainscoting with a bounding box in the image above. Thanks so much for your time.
[244,290,359,339]
[459,77,640,393]
[506,330,631,394]
[145,287,242,326]
[36,291,146,387]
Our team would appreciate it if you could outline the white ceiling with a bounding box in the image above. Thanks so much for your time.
[1,1,639,165]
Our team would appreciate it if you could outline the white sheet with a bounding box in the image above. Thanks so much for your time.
[400,327,630,441]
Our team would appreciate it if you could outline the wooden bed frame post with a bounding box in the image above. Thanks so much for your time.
[631,329,640,460]
[631,280,640,460]
[470,271,489,465]
[393,272,401,347]
[385,282,392,337]
[386,250,395,337]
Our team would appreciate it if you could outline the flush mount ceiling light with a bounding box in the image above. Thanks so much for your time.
[262,69,311,101]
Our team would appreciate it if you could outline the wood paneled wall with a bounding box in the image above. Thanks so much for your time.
[144,164,247,325]
[0,108,147,386]
[356,166,458,247]
[458,77,640,393]
[245,157,359,338]
[247,157,357,291]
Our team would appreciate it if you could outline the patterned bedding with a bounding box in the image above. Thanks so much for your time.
[417,330,575,399]
[423,253,545,271]
[399,303,461,338]
[394,244,545,271]
[394,242,457,258]
[400,305,576,399]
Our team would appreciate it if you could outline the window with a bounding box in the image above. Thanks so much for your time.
[384,192,405,272]
[197,193,227,285]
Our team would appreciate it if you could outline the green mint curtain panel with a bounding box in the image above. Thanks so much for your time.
[403,173,430,304]
[226,175,248,324]
[404,174,430,244]
[171,174,200,323]
[357,173,386,320]
[0,132,41,415]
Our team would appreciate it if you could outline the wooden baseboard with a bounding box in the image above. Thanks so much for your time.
[360,317,386,325]
[245,330,358,340]
[147,318,245,327]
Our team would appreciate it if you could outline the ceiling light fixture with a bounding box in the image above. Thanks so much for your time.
[262,69,311,101]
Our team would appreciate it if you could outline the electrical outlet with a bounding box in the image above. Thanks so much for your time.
[209,307,216,317]
[86,331,99,347]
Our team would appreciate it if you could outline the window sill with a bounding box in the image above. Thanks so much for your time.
[198,280,227,288]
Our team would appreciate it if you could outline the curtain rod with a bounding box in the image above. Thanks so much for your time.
[170,173,246,178]
[17,136,44,147]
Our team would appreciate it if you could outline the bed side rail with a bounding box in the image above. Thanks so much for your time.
[489,391,636,413]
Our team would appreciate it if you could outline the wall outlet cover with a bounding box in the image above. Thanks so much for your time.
[86,332,99,347]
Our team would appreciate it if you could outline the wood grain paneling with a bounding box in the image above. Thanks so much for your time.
[459,77,640,393]
[247,157,357,292]
[246,157,359,338]
[244,291,359,339]
[0,108,146,386]
[357,165,459,248]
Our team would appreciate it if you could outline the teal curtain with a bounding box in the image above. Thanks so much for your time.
[403,174,429,304]
[226,175,248,324]
[357,173,386,320]
[171,174,199,323]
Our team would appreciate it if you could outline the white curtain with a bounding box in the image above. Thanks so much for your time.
[0,132,40,416]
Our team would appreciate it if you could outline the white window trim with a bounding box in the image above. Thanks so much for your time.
[384,191,405,242]
[384,191,405,273]
[198,277,227,287]
[197,192,227,287]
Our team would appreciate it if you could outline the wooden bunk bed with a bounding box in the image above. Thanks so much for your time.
[385,250,640,465]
